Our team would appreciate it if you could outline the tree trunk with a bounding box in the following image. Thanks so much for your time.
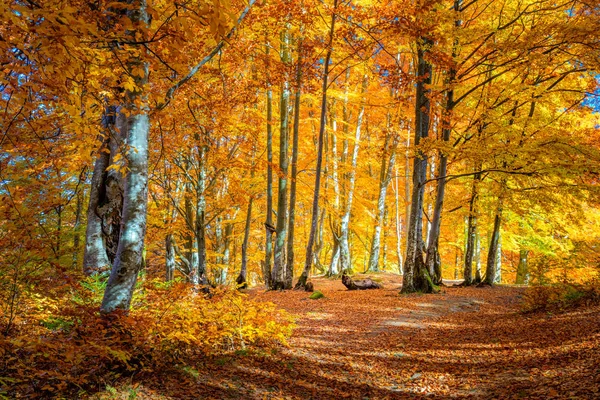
[463,170,481,286]
[401,37,435,294]
[394,164,404,274]
[339,74,367,274]
[237,197,253,288]
[286,38,302,288]
[368,132,398,272]
[484,195,503,285]
[474,230,482,284]
[515,249,529,284]
[194,143,208,285]
[83,106,122,276]
[72,187,84,268]
[299,0,338,289]
[342,272,382,290]
[264,42,274,287]
[271,27,292,290]
[424,0,462,286]
[165,233,175,281]
[495,231,502,283]
[101,0,150,312]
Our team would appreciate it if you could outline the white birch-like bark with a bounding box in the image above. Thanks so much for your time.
[100,0,150,313]
[271,27,291,289]
[339,75,367,273]
[368,133,398,272]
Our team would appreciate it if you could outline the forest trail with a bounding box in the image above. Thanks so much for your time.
[102,273,600,399]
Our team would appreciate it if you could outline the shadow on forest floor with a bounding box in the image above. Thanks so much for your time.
[92,273,600,399]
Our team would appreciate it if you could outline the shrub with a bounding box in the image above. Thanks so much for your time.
[521,282,600,312]
[0,279,295,398]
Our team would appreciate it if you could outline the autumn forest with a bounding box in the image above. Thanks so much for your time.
[1,0,600,398]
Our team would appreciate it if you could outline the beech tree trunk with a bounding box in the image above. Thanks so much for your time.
[401,37,435,294]
[271,27,292,290]
[368,132,398,272]
[474,230,482,284]
[264,44,274,287]
[339,74,367,274]
[516,249,529,284]
[300,0,338,289]
[83,128,111,276]
[165,233,175,281]
[83,107,122,276]
[195,145,208,285]
[286,38,302,288]
[463,170,481,286]
[101,0,150,312]
[237,197,253,288]
[484,195,503,285]
[495,232,502,283]
[342,272,382,290]
[394,165,404,274]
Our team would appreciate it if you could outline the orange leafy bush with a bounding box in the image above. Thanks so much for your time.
[0,278,294,398]
[521,281,600,313]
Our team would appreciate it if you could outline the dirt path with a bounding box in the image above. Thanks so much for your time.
[125,273,600,399]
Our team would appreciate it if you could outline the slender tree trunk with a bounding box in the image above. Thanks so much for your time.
[101,0,150,312]
[394,165,404,274]
[401,36,435,294]
[339,75,367,274]
[515,249,529,284]
[264,43,274,288]
[196,176,207,286]
[328,100,341,276]
[271,27,292,290]
[424,0,461,286]
[463,170,481,286]
[474,230,482,283]
[237,197,253,288]
[83,132,111,275]
[424,157,435,246]
[72,188,83,268]
[484,193,503,285]
[83,106,122,275]
[165,234,175,281]
[404,125,411,258]
[368,133,398,272]
[286,38,302,288]
[299,0,338,288]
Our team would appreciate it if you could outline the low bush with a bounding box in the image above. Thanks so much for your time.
[0,278,295,398]
[521,281,600,313]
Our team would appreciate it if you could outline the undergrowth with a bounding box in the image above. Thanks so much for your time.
[0,276,295,398]
[521,280,600,313]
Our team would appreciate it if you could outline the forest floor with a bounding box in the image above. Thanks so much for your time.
[96,273,600,399]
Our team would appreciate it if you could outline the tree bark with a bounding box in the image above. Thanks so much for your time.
[401,37,435,294]
[101,0,150,312]
[339,74,368,274]
[237,197,253,288]
[271,27,292,290]
[286,38,302,288]
[424,0,462,286]
[394,164,404,274]
[165,233,175,281]
[300,0,338,289]
[463,169,481,286]
[484,194,503,285]
[83,108,116,276]
[368,132,398,272]
[264,42,274,288]
[342,272,382,290]
[515,249,529,284]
